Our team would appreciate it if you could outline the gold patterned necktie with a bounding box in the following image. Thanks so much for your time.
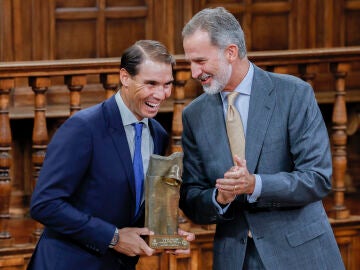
[226,92,245,163]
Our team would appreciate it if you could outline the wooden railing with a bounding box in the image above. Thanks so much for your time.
[0,47,360,248]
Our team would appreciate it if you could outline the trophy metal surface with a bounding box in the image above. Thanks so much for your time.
[145,152,189,249]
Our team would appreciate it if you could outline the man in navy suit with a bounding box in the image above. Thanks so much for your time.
[28,40,194,270]
[179,7,345,270]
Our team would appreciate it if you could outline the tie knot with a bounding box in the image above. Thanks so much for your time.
[227,92,239,106]
[133,122,143,137]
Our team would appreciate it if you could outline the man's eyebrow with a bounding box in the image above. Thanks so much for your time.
[142,79,157,84]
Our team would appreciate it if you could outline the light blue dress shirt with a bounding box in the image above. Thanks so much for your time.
[212,62,262,213]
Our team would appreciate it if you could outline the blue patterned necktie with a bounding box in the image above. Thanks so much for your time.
[132,122,144,216]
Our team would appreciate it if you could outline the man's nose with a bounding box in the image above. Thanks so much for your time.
[190,62,202,79]
[153,85,171,99]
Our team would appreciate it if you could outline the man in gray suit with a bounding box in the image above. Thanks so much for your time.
[179,7,345,270]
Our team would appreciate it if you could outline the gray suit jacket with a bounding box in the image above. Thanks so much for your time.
[179,65,344,270]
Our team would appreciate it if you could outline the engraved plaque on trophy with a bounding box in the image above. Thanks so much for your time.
[145,152,189,249]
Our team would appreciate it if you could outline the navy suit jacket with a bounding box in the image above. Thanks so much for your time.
[180,65,345,270]
[28,95,169,270]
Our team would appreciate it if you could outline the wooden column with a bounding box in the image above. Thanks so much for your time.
[299,63,317,87]
[100,73,119,99]
[171,70,191,231]
[29,76,50,241]
[0,78,14,247]
[65,75,86,116]
[171,70,190,153]
[329,63,350,220]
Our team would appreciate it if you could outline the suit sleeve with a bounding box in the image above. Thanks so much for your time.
[257,81,332,206]
[30,115,115,255]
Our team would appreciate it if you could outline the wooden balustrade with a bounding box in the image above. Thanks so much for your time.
[0,47,360,269]
[330,63,351,220]
[65,75,87,115]
[29,76,50,241]
[100,73,119,99]
[0,79,13,248]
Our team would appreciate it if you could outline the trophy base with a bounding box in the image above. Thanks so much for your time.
[148,235,189,249]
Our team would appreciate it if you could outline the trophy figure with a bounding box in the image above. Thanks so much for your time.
[145,152,189,249]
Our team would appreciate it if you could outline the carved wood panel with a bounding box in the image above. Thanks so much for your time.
[2,0,360,61]
[196,0,310,50]
[51,0,150,59]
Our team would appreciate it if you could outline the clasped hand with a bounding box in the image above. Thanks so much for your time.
[215,155,255,205]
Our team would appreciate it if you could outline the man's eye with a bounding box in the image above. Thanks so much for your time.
[195,60,205,64]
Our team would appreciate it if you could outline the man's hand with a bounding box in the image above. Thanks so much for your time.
[216,155,255,201]
[114,227,155,257]
[165,228,195,255]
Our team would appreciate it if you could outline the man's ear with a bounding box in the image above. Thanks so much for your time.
[120,68,130,88]
[226,44,239,62]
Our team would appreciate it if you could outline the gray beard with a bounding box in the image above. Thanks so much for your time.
[202,64,232,95]
[203,80,224,95]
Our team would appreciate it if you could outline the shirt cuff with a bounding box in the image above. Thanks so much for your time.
[212,188,231,215]
[247,174,262,203]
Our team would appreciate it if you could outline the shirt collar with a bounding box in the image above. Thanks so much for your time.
[115,91,149,127]
[220,62,254,101]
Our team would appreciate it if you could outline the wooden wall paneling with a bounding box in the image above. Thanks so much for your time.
[321,0,341,47]
[0,0,14,61]
[196,1,249,48]
[97,0,106,57]
[12,0,32,61]
[344,0,360,46]
[334,0,346,47]
[197,1,295,51]
[105,17,147,57]
[150,0,176,53]
[102,0,150,57]
[56,0,97,8]
[174,0,196,54]
[56,19,98,59]
[171,0,212,54]
[292,0,308,49]
[306,0,318,48]
[32,0,51,60]
[3,0,360,61]
[250,1,293,50]
[54,2,99,59]
[52,0,152,59]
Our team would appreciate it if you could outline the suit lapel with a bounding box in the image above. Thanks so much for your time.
[201,94,234,172]
[103,96,136,201]
[148,119,161,155]
[246,65,276,173]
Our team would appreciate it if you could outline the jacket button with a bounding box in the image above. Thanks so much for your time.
[241,238,246,244]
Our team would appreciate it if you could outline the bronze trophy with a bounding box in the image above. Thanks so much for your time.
[144,152,189,249]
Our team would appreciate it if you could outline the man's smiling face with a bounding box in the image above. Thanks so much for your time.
[183,30,232,95]
[121,59,174,120]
